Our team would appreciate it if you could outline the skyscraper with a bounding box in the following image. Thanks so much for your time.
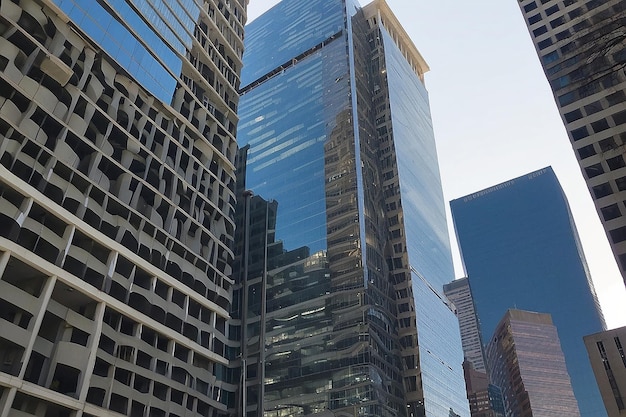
[444,277,487,373]
[0,0,244,416]
[584,326,626,417]
[517,0,626,286]
[486,310,580,417]
[450,166,606,417]
[235,0,468,416]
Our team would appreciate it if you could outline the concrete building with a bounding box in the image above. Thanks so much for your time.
[584,326,626,417]
[444,277,487,373]
[486,310,580,417]
[0,0,245,416]
[235,0,469,416]
[517,0,626,286]
[451,166,606,417]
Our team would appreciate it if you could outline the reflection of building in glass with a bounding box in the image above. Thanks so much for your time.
[463,361,505,417]
[444,277,487,373]
[584,326,626,417]
[0,0,245,416]
[235,0,468,416]
[486,310,580,417]
[516,0,626,287]
[451,166,607,417]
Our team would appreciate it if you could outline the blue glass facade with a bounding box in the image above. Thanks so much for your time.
[380,25,467,417]
[236,0,468,416]
[451,167,607,417]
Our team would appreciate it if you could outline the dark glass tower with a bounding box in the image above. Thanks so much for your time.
[0,0,245,416]
[450,167,606,417]
[235,0,468,416]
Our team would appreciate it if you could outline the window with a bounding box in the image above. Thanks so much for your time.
[546,4,560,15]
[533,26,548,36]
[608,156,626,171]
[538,38,553,50]
[611,226,626,243]
[616,176,626,191]
[593,182,613,199]
[584,163,604,179]
[524,1,538,12]
[571,126,589,141]
[564,109,583,123]
[612,110,626,126]
[601,204,621,221]
[528,14,542,24]
[592,119,610,133]
[577,144,596,159]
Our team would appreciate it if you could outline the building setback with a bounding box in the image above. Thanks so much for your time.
[0,0,245,416]
[450,166,606,417]
[486,310,580,417]
[517,0,626,286]
[235,0,468,416]
[584,326,626,417]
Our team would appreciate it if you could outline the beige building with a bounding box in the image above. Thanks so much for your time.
[0,0,245,416]
[517,0,626,286]
[584,327,626,417]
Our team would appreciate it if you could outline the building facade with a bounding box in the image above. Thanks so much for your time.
[517,0,626,286]
[486,310,580,417]
[235,0,468,416]
[444,277,487,373]
[450,167,606,417]
[584,326,626,417]
[0,0,245,416]
[463,361,505,417]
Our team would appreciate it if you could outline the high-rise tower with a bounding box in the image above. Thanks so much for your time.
[235,0,468,416]
[0,0,245,416]
[517,0,626,286]
[451,166,606,417]
[444,277,487,373]
[486,310,580,417]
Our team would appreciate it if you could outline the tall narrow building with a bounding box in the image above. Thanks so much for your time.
[486,310,580,417]
[444,277,487,373]
[517,0,626,286]
[235,0,468,416]
[0,0,245,416]
[451,167,606,417]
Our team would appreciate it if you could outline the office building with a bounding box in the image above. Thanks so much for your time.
[584,326,626,417]
[517,0,626,286]
[463,361,505,417]
[450,167,606,417]
[235,0,468,416]
[0,0,245,416]
[444,277,487,373]
[486,309,580,417]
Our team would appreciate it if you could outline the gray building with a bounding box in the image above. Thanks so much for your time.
[0,0,245,416]
[584,326,626,417]
[517,0,626,286]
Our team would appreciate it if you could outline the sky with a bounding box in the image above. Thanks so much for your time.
[245,0,626,329]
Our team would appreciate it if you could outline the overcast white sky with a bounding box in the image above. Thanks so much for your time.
[245,0,626,328]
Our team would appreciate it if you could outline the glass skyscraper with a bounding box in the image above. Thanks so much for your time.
[0,0,244,416]
[450,166,606,417]
[235,0,468,416]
